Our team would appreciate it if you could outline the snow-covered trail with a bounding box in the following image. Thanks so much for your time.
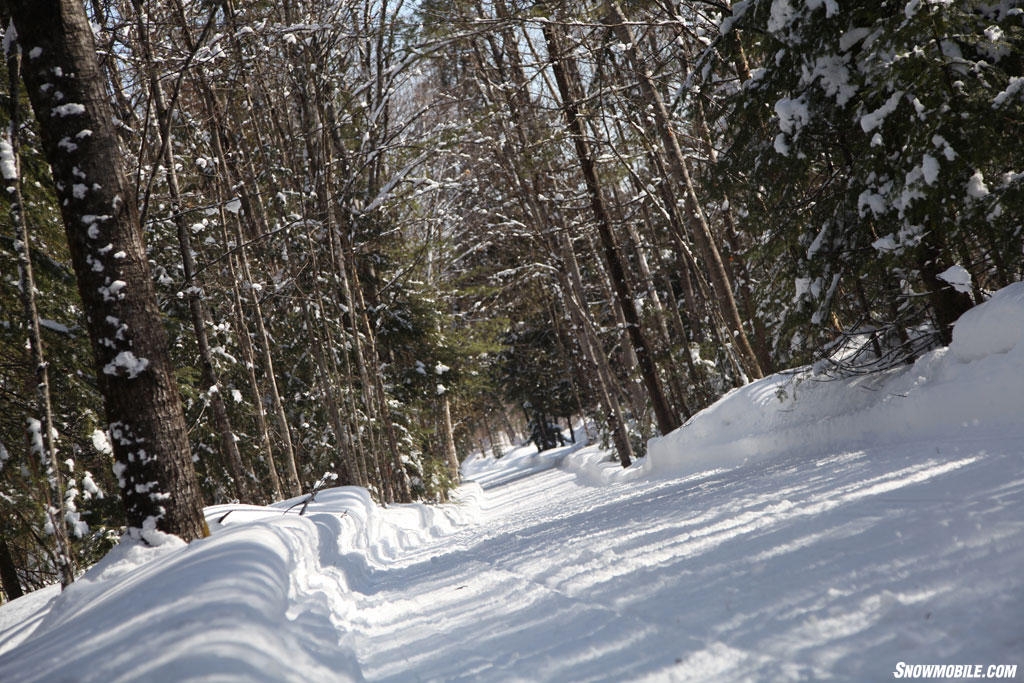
[3,284,1023,682]
[344,436,1024,681]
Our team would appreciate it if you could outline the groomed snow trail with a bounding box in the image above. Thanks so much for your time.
[346,437,1024,681]
[2,285,1023,681]
[1,431,1021,683]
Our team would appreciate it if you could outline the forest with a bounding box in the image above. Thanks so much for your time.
[1,0,1021,599]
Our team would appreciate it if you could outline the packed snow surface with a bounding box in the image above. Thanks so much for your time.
[2,284,1023,681]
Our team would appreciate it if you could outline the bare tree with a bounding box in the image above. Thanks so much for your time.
[4,44,74,585]
[543,18,680,436]
[605,1,762,381]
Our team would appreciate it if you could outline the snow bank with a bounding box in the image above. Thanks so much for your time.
[644,282,1024,478]
[267,483,484,566]
[0,484,482,681]
[558,440,645,486]
[949,281,1024,361]
[462,423,644,488]
[0,516,361,682]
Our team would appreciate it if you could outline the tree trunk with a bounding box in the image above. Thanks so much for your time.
[0,536,23,602]
[131,2,252,502]
[918,239,973,345]
[5,50,75,586]
[543,22,679,436]
[607,2,763,381]
[440,394,461,483]
[329,228,392,501]
[558,233,636,466]
[8,0,206,541]
[300,298,356,486]
[232,218,302,497]
[165,0,299,499]
[346,255,412,503]
[686,75,774,373]
[214,209,284,502]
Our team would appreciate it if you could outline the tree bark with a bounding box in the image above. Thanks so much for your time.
[0,536,23,602]
[7,0,207,541]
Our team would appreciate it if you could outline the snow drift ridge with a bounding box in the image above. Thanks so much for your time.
[643,282,1024,478]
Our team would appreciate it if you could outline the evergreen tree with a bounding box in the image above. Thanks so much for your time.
[717,0,1024,366]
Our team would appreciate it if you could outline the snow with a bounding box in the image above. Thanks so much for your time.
[0,138,16,181]
[56,137,78,153]
[993,76,1024,107]
[81,472,101,497]
[774,96,809,135]
[860,91,903,132]
[81,213,109,226]
[0,486,483,682]
[98,279,127,302]
[51,103,86,117]
[806,0,838,17]
[2,285,1024,681]
[805,224,827,258]
[102,350,149,378]
[792,276,811,302]
[948,282,1024,361]
[773,133,790,156]
[805,54,856,105]
[932,134,957,160]
[644,285,1023,479]
[871,234,897,252]
[39,318,72,335]
[25,418,44,457]
[858,189,888,216]
[937,264,973,295]
[967,170,990,198]
[2,22,17,59]
[766,0,797,34]
[839,27,871,52]
[921,154,939,185]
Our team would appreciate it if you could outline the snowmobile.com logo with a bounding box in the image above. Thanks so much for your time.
[893,662,1018,679]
